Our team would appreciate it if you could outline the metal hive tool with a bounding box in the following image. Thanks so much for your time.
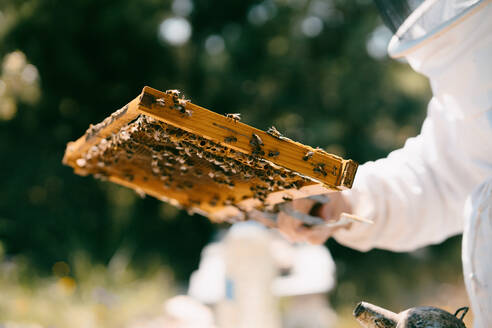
[63,86,358,223]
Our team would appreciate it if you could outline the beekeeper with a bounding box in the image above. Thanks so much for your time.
[271,1,492,327]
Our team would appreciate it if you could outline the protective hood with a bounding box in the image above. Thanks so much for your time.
[388,0,492,118]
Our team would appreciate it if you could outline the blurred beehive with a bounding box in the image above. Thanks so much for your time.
[63,87,357,222]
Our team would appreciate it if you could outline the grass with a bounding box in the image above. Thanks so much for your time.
[0,246,175,328]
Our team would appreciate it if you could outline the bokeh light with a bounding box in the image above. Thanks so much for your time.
[247,1,277,26]
[172,0,193,17]
[204,35,225,55]
[301,16,324,37]
[159,17,192,46]
[366,25,392,59]
[0,51,40,121]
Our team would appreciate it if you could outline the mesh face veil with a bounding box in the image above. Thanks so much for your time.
[373,0,424,33]
[374,0,481,41]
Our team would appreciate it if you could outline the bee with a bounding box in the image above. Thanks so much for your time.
[85,124,97,140]
[313,163,327,176]
[189,199,201,206]
[294,180,304,189]
[243,171,253,179]
[303,150,314,161]
[94,173,108,181]
[266,126,282,138]
[152,166,161,175]
[186,133,197,141]
[165,89,181,98]
[250,133,264,148]
[76,158,87,167]
[223,196,235,206]
[268,150,279,158]
[209,194,220,206]
[155,98,166,107]
[224,136,238,143]
[135,188,146,198]
[225,113,241,122]
[252,149,265,156]
[174,99,190,113]
[213,157,225,165]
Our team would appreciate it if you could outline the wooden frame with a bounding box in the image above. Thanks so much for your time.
[63,86,357,222]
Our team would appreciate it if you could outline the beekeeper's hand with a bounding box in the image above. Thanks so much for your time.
[277,192,352,244]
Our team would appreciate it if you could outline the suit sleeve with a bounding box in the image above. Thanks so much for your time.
[333,98,477,252]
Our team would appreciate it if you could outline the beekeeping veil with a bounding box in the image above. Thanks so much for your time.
[374,0,487,63]
[373,0,492,118]
[374,0,481,36]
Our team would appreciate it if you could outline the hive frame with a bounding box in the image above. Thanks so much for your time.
[63,86,357,222]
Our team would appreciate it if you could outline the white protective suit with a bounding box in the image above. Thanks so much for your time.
[332,1,492,326]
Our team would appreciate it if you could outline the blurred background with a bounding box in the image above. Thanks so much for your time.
[0,0,469,327]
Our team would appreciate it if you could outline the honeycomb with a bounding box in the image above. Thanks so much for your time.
[63,87,357,223]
